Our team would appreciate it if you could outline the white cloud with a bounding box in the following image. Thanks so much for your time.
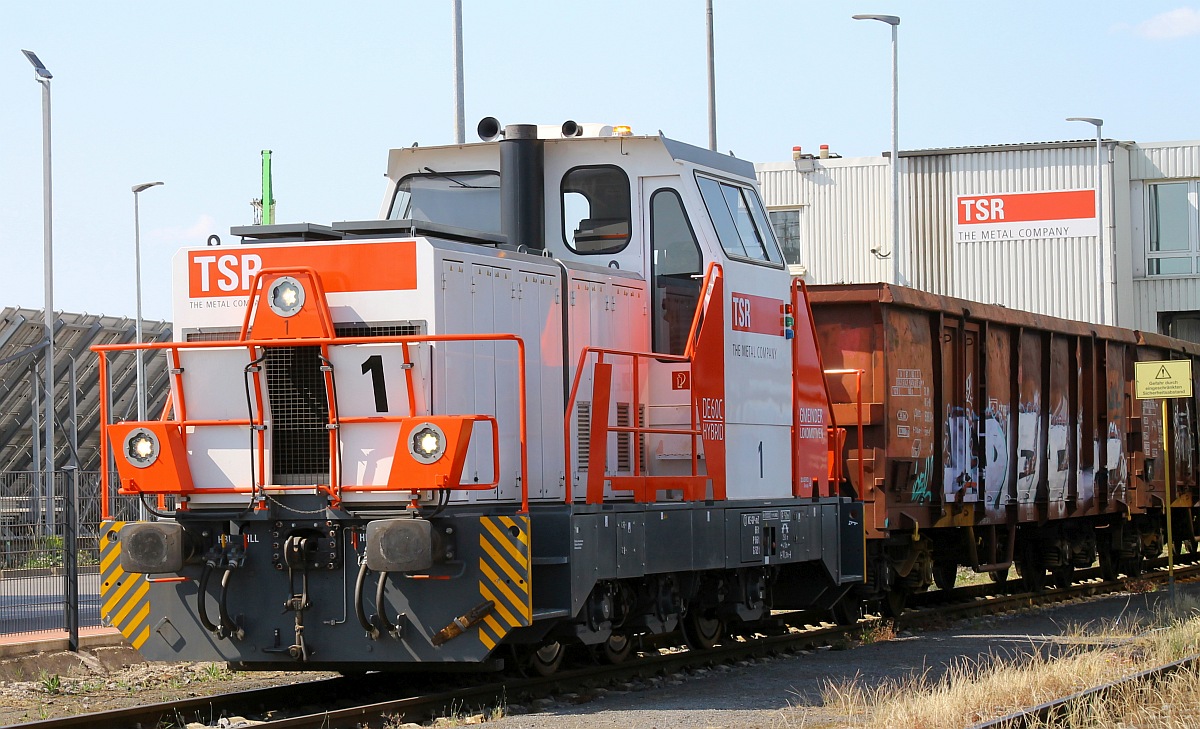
[1134,7,1200,39]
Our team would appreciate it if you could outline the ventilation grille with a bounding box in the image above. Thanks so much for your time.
[266,346,330,485]
[184,330,240,342]
[576,402,647,474]
[615,404,648,474]
[576,402,590,471]
[335,322,425,338]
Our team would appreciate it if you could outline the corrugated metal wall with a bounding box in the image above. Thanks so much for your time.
[919,146,1102,323]
[758,158,891,285]
[1129,141,1200,180]
[759,144,1107,324]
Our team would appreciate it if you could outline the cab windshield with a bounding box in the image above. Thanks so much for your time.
[389,171,501,235]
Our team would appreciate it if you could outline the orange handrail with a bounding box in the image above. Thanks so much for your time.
[95,331,531,516]
[823,368,866,498]
[562,263,722,504]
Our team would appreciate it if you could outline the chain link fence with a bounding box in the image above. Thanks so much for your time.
[0,471,139,636]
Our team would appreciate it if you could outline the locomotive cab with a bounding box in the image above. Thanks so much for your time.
[96,121,864,671]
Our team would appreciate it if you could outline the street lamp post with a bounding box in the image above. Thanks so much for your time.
[132,182,164,423]
[707,0,717,152]
[23,50,55,529]
[853,14,901,286]
[1067,117,1105,324]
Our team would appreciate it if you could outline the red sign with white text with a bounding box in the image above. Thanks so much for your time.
[730,292,785,336]
[954,189,1098,242]
[188,241,418,298]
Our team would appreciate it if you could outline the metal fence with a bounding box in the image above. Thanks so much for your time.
[0,471,139,637]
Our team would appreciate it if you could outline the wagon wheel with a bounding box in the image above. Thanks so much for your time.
[1017,543,1046,593]
[1099,546,1119,581]
[1119,555,1144,580]
[988,566,1009,586]
[882,588,908,618]
[1051,564,1074,589]
[681,611,724,650]
[932,561,957,591]
[596,633,632,664]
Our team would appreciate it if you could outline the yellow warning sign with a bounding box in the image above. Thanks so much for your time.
[1134,359,1193,399]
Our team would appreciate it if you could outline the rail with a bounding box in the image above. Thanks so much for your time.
[94,331,530,515]
[563,263,722,505]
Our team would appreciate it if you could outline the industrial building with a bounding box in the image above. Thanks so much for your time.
[756,139,1200,342]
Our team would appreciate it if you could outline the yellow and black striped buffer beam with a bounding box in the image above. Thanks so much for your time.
[476,515,532,651]
[99,521,152,650]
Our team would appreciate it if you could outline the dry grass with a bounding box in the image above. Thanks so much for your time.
[791,595,1200,729]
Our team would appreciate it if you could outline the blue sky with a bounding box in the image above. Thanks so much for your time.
[2,1,1198,320]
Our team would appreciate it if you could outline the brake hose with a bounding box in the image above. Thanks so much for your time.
[354,562,379,639]
[375,571,397,635]
[197,561,219,633]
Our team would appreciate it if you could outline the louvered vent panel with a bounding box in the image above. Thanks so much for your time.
[576,402,590,471]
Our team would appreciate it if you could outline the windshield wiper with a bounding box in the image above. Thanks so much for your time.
[422,167,498,189]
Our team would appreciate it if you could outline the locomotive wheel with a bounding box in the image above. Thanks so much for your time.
[681,611,724,650]
[829,598,861,626]
[515,641,565,677]
[932,561,957,591]
[597,634,632,664]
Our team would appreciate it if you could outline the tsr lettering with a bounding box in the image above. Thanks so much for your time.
[732,296,751,329]
[192,254,262,294]
[960,197,1005,222]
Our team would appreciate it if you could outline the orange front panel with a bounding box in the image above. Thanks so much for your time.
[387,417,478,491]
[107,422,194,495]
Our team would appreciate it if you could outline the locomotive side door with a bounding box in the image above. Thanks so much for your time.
[690,172,797,500]
[641,175,707,480]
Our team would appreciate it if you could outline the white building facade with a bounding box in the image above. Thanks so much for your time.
[757,139,1200,341]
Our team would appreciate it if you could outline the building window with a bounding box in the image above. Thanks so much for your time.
[1147,181,1199,275]
[768,209,802,265]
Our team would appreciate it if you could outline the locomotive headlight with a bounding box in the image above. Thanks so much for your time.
[267,276,306,317]
[408,422,447,465]
[122,427,160,469]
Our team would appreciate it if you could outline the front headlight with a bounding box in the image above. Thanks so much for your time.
[408,422,447,464]
[267,276,306,317]
[122,427,160,469]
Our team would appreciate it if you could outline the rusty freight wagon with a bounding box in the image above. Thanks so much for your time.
[809,283,1200,615]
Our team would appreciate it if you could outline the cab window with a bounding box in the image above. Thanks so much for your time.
[651,189,703,355]
[390,171,501,235]
[696,175,782,264]
[562,165,631,254]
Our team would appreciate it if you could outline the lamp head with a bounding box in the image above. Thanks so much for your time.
[22,50,52,80]
[1066,117,1103,128]
[853,14,900,25]
[132,181,165,194]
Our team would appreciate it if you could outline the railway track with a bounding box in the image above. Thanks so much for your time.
[13,561,1200,729]
[967,653,1200,729]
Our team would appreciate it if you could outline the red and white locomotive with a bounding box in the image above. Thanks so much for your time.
[97,121,864,672]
